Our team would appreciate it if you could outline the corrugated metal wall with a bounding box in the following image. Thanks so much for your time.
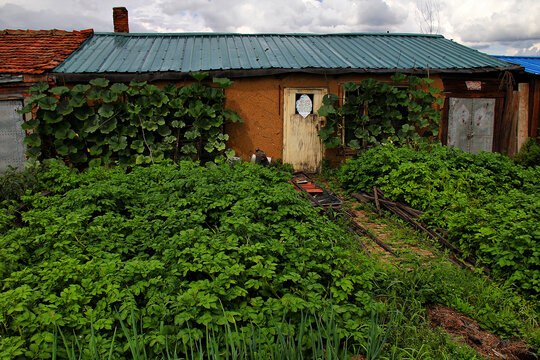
[0,100,26,172]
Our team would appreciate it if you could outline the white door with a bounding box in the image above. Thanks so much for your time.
[448,98,495,153]
[283,88,326,173]
[0,100,26,172]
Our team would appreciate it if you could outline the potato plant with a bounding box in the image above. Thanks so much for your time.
[0,161,374,359]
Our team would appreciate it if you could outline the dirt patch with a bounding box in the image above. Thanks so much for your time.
[428,305,537,360]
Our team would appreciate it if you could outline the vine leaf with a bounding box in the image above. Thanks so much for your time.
[98,104,115,118]
[110,83,129,93]
[190,72,209,82]
[23,133,41,147]
[90,78,110,88]
[38,97,58,111]
[71,84,91,94]
[29,81,49,94]
[213,78,234,88]
[49,86,70,96]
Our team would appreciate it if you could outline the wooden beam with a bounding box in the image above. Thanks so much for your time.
[532,79,540,138]
[518,83,529,151]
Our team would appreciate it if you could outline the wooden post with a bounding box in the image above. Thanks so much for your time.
[532,79,540,138]
[518,83,529,152]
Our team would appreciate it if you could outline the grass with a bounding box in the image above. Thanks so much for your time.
[52,307,365,360]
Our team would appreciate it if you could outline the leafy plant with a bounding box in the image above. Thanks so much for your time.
[515,137,540,168]
[0,161,374,359]
[317,74,442,150]
[18,73,243,168]
[339,143,540,298]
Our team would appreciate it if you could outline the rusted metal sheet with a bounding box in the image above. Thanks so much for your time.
[291,172,342,209]
[0,100,26,172]
[283,88,326,173]
[447,97,495,153]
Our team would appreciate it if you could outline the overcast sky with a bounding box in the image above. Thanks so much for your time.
[1,0,539,56]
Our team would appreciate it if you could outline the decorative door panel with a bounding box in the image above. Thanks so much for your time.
[448,97,495,153]
[283,89,326,173]
[0,100,26,172]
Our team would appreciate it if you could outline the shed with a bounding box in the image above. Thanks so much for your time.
[0,29,93,171]
[54,31,525,171]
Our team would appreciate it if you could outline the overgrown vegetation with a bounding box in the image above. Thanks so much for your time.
[1,161,537,359]
[317,74,442,149]
[18,72,242,168]
[339,144,540,298]
[0,161,374,359]
[515,137,540,168]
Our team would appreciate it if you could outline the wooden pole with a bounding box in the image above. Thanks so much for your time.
[518,83,530,152]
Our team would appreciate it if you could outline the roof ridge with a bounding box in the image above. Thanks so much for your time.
[92,31,443,38]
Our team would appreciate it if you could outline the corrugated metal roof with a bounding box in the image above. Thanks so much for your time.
[54,32,518,74]
[493,56,540,75]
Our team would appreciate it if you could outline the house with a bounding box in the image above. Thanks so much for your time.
[493,56,540,149]
[51,9,526,172]
[0,28,93,172]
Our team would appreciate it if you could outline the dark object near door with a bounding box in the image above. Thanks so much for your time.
[255,148,269,166]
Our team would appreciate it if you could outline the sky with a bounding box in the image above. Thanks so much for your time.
[1,0,539,56]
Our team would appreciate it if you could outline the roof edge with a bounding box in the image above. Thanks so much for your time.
[52,66,522,82]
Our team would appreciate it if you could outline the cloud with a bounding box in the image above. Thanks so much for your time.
[148,0,408,33]
[444,0,540,54]
[0,0,538,55]
[0,2,105,30]
[356,0,405,27]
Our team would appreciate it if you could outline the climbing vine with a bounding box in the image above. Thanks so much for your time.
[317,73,443,149]
[19,72,242,167]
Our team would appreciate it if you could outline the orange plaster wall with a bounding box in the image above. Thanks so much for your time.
[224,73,444,162]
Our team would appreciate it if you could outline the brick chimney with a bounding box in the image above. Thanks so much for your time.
[113,7,129,33]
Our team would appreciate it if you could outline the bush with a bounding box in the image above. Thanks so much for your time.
[515,137,540,168]
[339,144,540,297]
[0,162,374,359]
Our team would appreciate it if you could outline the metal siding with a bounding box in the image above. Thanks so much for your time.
[0,100,26,172]
[55,33,518,74]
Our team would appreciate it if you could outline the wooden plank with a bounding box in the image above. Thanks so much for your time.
[531,79,540,138]
[518,83,529,151]
[492,98,504,152]
[440,97,449,145]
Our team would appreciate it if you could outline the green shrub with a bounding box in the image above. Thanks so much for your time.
[515,137,540,168]
[0,162,374,359]
[339,144,540,297]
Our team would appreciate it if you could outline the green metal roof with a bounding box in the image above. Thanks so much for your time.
[54,32,519,75]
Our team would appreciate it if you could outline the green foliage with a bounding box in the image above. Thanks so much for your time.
[51,306,363,360]
[515,137,540,168]
[0,162,374,359]
[372,257,538,359]
[339,144,540,297]
[18,77,242,168]
[317,74,442,149]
